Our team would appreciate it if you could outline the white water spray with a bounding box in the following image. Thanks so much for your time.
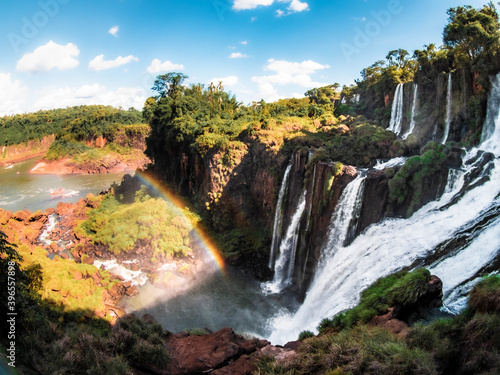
[388,83,404,135]
[268,159,293,268]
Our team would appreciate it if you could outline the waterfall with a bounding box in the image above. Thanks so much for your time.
[268,74,500,344]
[388,83,404,135]
[442,73,452,144]
[268,159,294,269]
[322,174,366,257]
[481,73,500,155]
[403,83,418,139]
[263,190,307,294]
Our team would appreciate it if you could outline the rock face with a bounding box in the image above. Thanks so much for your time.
[165,327,268,375]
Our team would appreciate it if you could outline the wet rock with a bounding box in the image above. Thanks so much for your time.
[165,327,266,375]
[13,210,30,222]
[0,209,13,225]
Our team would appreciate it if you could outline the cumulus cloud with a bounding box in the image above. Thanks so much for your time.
[109,25,119,37]
[229,52,248,59]
[210,76,239,87]
[233,0,274,10]
[286,0,309,12]
[16,41,79,72]
[33,84,146,111]
[233,0,309,14]
[146,59,185,74]
[252,58,329,101]
[0,73,28,116]
[89,54,139,71]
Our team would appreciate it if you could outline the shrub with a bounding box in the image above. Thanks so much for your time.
[299,330,315,340]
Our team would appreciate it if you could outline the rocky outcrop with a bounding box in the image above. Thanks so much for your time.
[370,275,444,335]
[164,327,268,375]
[0,208,48,246]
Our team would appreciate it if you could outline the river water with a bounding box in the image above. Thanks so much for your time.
[0,158,127,213]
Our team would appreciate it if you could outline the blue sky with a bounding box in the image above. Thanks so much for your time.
[0,0,491,115]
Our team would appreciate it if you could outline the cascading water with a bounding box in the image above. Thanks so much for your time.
[268,73,500,344]
[268,159,293,269]
[481,73,500,154]
[403,83,418,139]
[442,73,452,144]
[388,83,404,135]
[263,191,307,294]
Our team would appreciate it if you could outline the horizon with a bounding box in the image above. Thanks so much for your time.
[0,0,490,116]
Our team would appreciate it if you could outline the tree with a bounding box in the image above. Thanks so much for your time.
[443,3,500,64]
[386,49,409,69]
[152,72,188,99]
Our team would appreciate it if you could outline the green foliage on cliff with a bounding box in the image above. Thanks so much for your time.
[319,269,431,333]
[0,105,142,146]
[387,142,447,217]
[76,191,196,259]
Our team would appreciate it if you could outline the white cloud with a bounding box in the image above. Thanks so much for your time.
[34,84,146,111]
[146,59,185,74]
[210,76,239,87]
[16,41,79,72]
[89,54,139,71]
[233,0,274,10]
[0,73,28,116]
[230,52,248,59]
[233,0,309,14]
[109,25,119,37]
[287,0,309,12]
[240,41,248,45]
[252,58,329,101]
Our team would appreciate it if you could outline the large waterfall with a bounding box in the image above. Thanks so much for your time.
[268,159,293,269]
[403,83,418,139]
[388,83,404,135]
[442,73,452,144]
[268,74,500,345]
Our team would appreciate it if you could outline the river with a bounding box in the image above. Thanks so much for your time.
[0,158,127,213]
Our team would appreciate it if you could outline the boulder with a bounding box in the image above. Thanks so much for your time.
[165,327,266,375]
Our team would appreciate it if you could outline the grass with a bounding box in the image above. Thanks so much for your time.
[76,191,198,259]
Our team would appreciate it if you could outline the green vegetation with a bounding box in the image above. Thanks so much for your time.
[258,273,500,375]
[0,105,142,146]
[319,269,431,333]
[0,230,171,374]
[76,189,198,258]
[387,142,448,217]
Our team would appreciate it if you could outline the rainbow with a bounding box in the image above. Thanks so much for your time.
[133,170,226,274]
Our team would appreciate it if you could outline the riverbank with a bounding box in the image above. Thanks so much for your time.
[30,153,149,175]
[0,134,55,167]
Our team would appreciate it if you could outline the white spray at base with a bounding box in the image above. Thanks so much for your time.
[268,73,500,345]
